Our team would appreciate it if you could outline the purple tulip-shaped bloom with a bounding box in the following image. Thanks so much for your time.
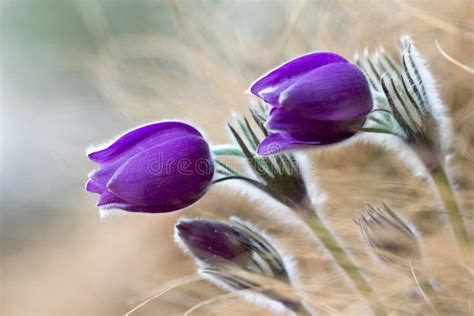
[249,52,373,155]
[86,121,214,213]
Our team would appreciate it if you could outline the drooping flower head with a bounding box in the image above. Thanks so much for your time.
[175,218,252,266]
[175,217,311,314]
[249,52,373,155]
[86,121,214,214]
[355,204,423,267]
[175,217,289,279]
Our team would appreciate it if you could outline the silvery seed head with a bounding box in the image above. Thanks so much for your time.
[356,204,423,267]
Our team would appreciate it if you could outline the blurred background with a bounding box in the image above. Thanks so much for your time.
[1,0,472,315]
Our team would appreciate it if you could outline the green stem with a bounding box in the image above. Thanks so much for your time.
[212,145,245,157]
[301,209,386,315]
[212,144,266,164]
[359,127,398,136]
[430,167,470,246]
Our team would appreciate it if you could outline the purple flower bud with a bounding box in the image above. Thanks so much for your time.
[249,52,373,155]
[175,218,289,280]
[175,219,252,267]
[85,121,214,213]
[176,218,310,314]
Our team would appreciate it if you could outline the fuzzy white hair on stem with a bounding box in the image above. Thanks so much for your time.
[358,131,430,178]
[293,152,327,210]
[197,270,295,315]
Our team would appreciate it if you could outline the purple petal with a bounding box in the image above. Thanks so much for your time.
[88,121,202,164]
[175,219,249,263]
[267,107,364,141]
[249,52,348,104]
[97,190,127,206]
[257,115,364,155]
[257,133,302,155]
[267,107,320,131]
[99,201,194,213]
[279,63,372,120]
[85,179,103,194]
[87,165,117,193]
[257,131,346,155]
[107,136,214,207]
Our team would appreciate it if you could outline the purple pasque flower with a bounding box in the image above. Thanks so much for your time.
[86,121,214,213]
[249,52,373,155]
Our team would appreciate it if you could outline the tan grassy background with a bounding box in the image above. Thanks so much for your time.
[1,0,473,315]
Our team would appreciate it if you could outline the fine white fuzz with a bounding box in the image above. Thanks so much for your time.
[359,131,430,178]
[212,179,306,229]
[198,270,293,315]
[98,207,131,221]
[293,152,327,210]
[400,35,452,151]
[172,217,212,267]
[358,35,453,175]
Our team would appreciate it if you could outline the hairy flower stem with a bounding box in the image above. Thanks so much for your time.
[430,166,470,247]
[298,206,386,315]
